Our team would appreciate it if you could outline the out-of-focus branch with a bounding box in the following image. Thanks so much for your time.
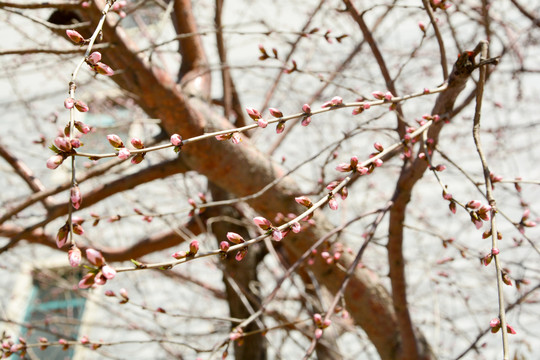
[387,49,482,359]
[422,0,448,80]
[510,0,540,27]
[0,0,81,9]
[343,0,406,137]
[172,0,211,98]
[0,142,53,209]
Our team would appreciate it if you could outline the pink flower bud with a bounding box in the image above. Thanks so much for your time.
[272,230,283,241]
[466,200,482,210]
[268,108,283,118]
[253,216,272,230]
[291,222,301,233]
[94,62,114,76]
[104,290,115,297]
[80,336,90,344]
[373,158,383,167]
[56,224,69,248]
[87,51,101,65]
[78,273,95,289]
[363,103,371,110]
[107,134,124,148]
[384,91,394,101]
[491,248,499,255]
[70,139,81,148]
[235,248,248,261]
[120,288,129,299]
[373,142,384,152]
[331,96,343,106]
[47,154,64,169]
[64,97,75,109]
[315,328,323,339]
[68,246,82,267]
[276,121,286,134]
[257,118,268,128]
[302,103,311,114]
[335,163,352,172]
[313,313,322,323]
[227,232,245,244]
[172,251,186,259]
[372,91,385,100]
[231,133,242,144]
[54,136,72,152]
[86,248,105,267]
[506,324,517,334]
[301,116,312,126]
[220,241,230,251]
[246,107,262,120]
[66,29,85,44]
[189,240,199,255]
[490,318,500,328]
[328,197,338,210]
[418,21,426,32]
[170,134,182,146]
[70,185,82,209]
[74,100,89,112]
[75,121,91,134]
[131,138,144,149]
[101,265,116,279]
[117,148,131,160]
[435,164,446,171]
[295,196,313,208]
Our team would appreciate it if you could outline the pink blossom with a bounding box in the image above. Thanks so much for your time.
[86,248,105,267]
[87,51,101,65]
[227,232,245,244]
[107,134,124,148]
[47,154,64,169]
[66,29,85,44]
[253,216,272,230]
[117,148,131,160]
[170,134,182,146]
[268,108,283,118]
[101,265,116,279]
[70,185,82,209]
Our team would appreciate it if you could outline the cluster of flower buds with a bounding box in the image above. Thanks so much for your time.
[172,240,200,260]
[313,313,332,339]
[283,59,298,74]
[215,132,242,144]
[64,97,89,112]
[78,249,117,288]
[84,51,114,76]
[466,200,491,229]
[274,212,303,234]
[430,0,452,11]
[111,0,127,18]
[253,216,284,241]
[246,107,268,128]
[133,208,153,222]
[518,208,537,234]
[352,99,370,115]
[489,318,516,334]
[106,134,133,160]
[301,103,312,126]
[441,190,456,214]
[258,44,278,61]
[223,232,249,261]
[335,156,369,175]
[320,243,347,265]
[321,96,343,109]
[105,288,130,304]
[56,216,85,248]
